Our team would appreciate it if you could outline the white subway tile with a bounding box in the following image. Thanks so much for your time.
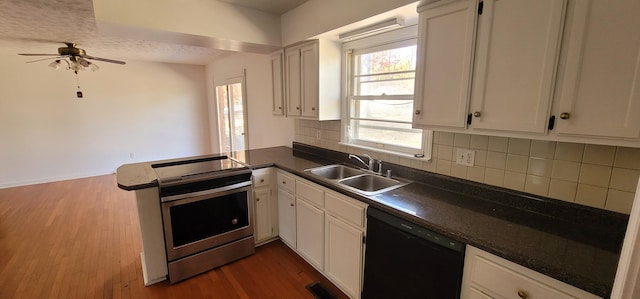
[575,184,608,209]
[508,138,531,155]
[578,164,612,188]
[583,144,616,166]
[555,142,585,162]
[548,179,577,202]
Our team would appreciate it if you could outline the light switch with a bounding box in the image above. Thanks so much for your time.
[456,148,475,167]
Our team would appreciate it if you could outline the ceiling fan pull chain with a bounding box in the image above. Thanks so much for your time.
[76,73,83,99]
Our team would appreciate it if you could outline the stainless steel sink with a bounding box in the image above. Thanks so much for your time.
[307,164,365,180]
[305,164,409,196]
[339,174,407,195]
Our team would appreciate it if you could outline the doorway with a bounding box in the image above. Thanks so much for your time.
[215,71,248,156]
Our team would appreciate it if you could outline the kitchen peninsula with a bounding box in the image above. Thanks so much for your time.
[117,142,628,298]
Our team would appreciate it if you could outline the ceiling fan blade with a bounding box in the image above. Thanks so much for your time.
[24,56,65,63]
[82,55,126,65]
[18,53,60,56]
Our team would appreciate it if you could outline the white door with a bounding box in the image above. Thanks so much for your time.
[413,0,477,129]
[325,214,364,299]
[277,189,296,248]
[270,51,285,116]
[296,198,324,270]
[253,189,272,243]
[469,0,566,133]
[215,71,248,155]
[285,47,302,117]
[555,0,640,139]
[300,42,319,118]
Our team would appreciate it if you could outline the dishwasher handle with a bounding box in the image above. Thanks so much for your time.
[367,207,465,253]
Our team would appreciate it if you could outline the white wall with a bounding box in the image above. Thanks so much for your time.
[281,0,418,45]
[0,53,211,188]
[206,52,294,152]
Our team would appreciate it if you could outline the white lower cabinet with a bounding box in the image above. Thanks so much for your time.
[325,214,364,298]
[296,197,325,270]
[324,191,367,299]
[277,171,296,248]
[253,167,278,245]
[253,188,273,243]
[276,170,367,298]
[461,246,601,299]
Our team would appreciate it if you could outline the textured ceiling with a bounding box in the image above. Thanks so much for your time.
[0,0,307,65]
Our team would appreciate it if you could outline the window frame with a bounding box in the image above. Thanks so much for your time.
[340,26,432,160]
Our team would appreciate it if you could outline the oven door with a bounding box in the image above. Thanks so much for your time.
[161,185,253,261]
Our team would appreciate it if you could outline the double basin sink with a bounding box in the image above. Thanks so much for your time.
[304,164,409,196]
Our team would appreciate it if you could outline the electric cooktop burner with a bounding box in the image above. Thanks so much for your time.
[152,155,250,185]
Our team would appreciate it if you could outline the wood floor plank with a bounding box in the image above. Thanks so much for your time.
[0,175,349,299]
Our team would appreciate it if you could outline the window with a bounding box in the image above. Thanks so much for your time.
[344,34,431,158]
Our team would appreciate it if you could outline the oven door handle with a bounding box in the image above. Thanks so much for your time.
[160,181,252,202]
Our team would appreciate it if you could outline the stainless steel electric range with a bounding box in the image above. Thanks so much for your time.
[152,155,254,283]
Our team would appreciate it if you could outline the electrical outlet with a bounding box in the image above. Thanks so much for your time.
[316,131,321,140]
[129,152,135,159]
[456,148,475,167]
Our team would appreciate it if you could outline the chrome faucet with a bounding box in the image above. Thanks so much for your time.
[349,154,374,171]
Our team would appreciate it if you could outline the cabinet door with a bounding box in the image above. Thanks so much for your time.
[470,0,566,133]
[270,50,285,116]
[296,198,324,270]
[285,47,302,117]
[466,287,493,299]
[325,214,364,299]
[277,189,296,248]
[413,0,477,129]
[254,188,272,243]
[555,0,640,139]
[300,42,319,118]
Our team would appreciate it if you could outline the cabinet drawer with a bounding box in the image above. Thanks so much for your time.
[277,171,295,194]
[253,169,271,188]
[464,246,600,299]
[296,180,324,207]
[470,255,574,299]
[325,191,366,229]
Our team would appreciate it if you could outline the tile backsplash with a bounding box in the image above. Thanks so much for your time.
[295,119,640,214]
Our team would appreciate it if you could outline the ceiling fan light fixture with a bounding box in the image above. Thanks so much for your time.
[48,60,61,69]
[89,63,99,72]
[70,61,83,72]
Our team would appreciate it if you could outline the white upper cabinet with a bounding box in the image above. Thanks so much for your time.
[270,50,285,116]
[413,0,566,135]
[285,47,302,117]
[283,39,341,120]
[413,0,477,129]
[469,0,566,134]
[300,43,319,118]
[555,0,640,139]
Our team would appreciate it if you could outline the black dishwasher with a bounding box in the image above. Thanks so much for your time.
[361,207,465,299]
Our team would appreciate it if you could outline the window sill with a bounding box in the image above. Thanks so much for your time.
[339,142,432,162]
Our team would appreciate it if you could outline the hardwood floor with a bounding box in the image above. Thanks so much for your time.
[0,175,347,299]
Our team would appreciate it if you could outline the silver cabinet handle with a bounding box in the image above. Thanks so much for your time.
[415,110,421,115]
[473,111,481,117]
[560,112,570,119]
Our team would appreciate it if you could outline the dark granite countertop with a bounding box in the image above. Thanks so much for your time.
[116,144,628,298]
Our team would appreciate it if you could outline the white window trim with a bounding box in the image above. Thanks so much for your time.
[339,25,432,161]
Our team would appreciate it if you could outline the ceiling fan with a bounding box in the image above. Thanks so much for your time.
[18,42,126,71]
[18,42,126,98]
